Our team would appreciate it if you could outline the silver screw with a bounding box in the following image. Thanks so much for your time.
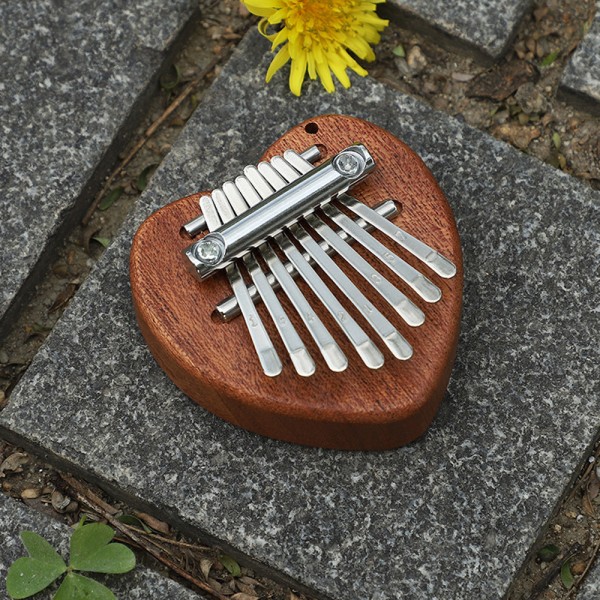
[193,236,225,265]
[334,152,363,177]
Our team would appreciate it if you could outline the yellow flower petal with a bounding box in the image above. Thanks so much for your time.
[289,50,307,96]
[243,3,276,17]
[252,0,389,95]
[265,44,291,82]
[258,18,277,41]
[339,48,368,76]
[307,52,317,80]
[270,27,289,50]
[330,60,351,89]
[316,61,335,93]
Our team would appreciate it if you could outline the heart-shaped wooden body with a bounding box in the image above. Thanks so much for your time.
[130,115,463,450]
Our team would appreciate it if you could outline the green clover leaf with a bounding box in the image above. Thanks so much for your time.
[6,532,67,598]
[70,523,135,574]
[6,522,136,599]
[54,572,116,600]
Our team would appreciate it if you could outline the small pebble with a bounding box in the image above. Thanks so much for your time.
[572,561,587,575]
[452,72,474,82]
[21,488,41,500]
[406,45,428,74]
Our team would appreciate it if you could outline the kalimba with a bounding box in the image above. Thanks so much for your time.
[130,115,463,450]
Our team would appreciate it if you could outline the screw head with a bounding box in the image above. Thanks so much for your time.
[333,152,363,177]
[193,236,225,265]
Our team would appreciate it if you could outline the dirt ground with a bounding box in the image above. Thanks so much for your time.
[1,0,599,598]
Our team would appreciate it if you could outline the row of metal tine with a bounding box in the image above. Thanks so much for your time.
[184,147,456,377]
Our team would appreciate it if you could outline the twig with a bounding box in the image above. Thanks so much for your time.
[60,474,228,600]
[565,537,600,599]
[565,456,597,503]
[120,523,212,552]
[61,478,211,551]
[81,53,222,226]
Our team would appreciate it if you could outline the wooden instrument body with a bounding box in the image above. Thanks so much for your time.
[130,115,463,450]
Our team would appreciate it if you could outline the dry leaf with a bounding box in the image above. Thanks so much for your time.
[82,225,101,253]
[200,558,213,580]
[235,580,258,595]
[0,452,29,477]
[582,492,596,517]
[134,510,170,534]
[231,594,259,600]
[588,470,599,500]
[467,60,538,101]
[51,490,71,512]
[48,282,79,313]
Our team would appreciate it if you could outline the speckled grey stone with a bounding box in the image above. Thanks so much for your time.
[2,30,600,600]
[0,495,201,599]
[0,0,196,334]
[387,0,532,59]
[580,559,600,600]
[559,1,600,114]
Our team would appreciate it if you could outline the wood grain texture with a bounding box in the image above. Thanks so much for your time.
[130,115,463,450]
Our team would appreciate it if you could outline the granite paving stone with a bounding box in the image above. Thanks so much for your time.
[387,0,532,60]
[0,0,196,334]
[2,30,600,600]
[580,559,600,600]
[0,494,202,599]
[559,1,600,114]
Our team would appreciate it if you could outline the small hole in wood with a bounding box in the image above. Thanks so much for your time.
[305,122,319,134]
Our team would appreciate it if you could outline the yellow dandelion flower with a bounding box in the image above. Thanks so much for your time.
[242,0,389,96]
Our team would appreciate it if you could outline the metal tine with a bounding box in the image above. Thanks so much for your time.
[284,149,455,282]
[214,200,399,322]
[289,223,412,360]
[227,168,348,373]
[260,244,348,372]
[269,157,412,361]
[262,159,424,325]
[257,161,384,370]
[240,167,348,373]
[320,203,441,303]
[305,213,425,327]
[210,186,316,377]
[284,150,442,303]
[339,194,457,279]
[199,196,282,377]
